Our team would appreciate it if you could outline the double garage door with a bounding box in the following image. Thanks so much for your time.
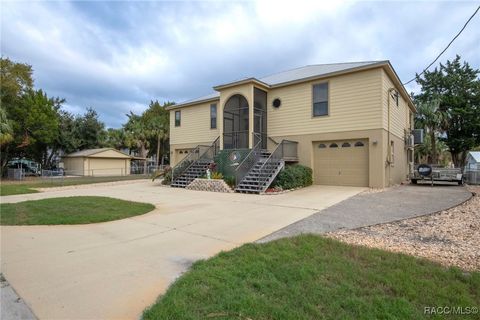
[313,139,369,187]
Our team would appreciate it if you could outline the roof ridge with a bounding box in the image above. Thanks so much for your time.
[258,60,387,80]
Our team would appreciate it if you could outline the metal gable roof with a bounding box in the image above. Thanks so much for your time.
[468,151,480,163]
[258,61,385,86]
[170,60,392,109]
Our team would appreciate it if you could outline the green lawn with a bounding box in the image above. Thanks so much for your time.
[144,235,480,320]
[0,196,155,225]
[0,175,147,196]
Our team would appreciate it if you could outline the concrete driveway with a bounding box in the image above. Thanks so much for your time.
[0,181,363,319]
[259,184,472,242]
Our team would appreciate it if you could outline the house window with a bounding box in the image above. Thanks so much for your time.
[175,110,181,127]
[329,143,338,148]
[318,143,327,148]
[391,91,399,106]
[210,104,217,129]
[313,83,328,116]
[342,142,351,148]
[354,141,364,147]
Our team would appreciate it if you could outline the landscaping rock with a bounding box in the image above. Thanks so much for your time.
[327,185,480,271]
[185,178,233,193]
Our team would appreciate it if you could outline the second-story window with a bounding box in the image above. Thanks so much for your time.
[210,103,217,129]
[391,90,399,106]
[175,110,181,127]
[313,83,328,116]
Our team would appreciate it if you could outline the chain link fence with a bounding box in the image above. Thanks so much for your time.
[464,168,480,185]
[7,168,25,180]
[2,165,167,186]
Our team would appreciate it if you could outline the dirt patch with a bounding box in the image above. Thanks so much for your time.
[327,185,479,271]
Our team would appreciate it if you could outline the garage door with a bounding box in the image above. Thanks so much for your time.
[313,139,369,187]
[175,149,193,164]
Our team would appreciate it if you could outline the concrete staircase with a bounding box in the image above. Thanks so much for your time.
[171,159,213,188]
[235,150,285,194]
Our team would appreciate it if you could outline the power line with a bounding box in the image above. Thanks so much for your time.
[403,5,480,85]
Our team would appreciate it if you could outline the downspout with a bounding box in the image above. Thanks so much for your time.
[387,87,395,186]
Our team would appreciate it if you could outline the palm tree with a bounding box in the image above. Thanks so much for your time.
[124,112,149,158]
[415,99,444,164]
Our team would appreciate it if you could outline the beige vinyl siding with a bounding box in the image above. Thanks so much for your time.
[87,158,129,176]
[382,69,411,139]
[170,101,220,145]
[218,83,255,148]
[63,157,85,175]
[267,68,383,137]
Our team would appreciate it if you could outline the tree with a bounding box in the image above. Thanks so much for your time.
[415,55,480,168]
[142,100,172,165]
[0,107,14,146]
[10,89,62,167]
[74,108,106,150]
[414,99,444,164]
[104,128,126,149]
[124,112,149,158]
[0,57,33,109]
[0,58,35,173]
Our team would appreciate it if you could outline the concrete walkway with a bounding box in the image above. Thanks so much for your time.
[0,182,363,320]
[259,184,472,243]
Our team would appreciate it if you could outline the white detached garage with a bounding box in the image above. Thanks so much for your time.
[63,148,132,176]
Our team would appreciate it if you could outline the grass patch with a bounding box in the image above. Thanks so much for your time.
[0,175,146,196]
[144,235,480,320]
[0,196,155,225]
[0,184,39,196]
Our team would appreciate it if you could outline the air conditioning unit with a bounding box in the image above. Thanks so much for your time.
[405,134,414,148]
[412,129,424,144]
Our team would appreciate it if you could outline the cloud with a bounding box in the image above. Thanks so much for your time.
[1,0,479,127]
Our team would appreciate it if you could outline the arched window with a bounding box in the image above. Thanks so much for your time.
[223,94,249,149]
[354,141,365,147]
[329,143,338,148]
[179,151,183,154]
[318,143,327,148]
[342,142,351,148]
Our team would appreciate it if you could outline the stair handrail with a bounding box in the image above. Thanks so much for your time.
[234,132,263,186]
[199,136,220,162]
[256,139,298,192]
[172,137,219,181]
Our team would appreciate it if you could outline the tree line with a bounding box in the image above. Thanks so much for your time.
[413,55,480,168]
[0,57,172,175]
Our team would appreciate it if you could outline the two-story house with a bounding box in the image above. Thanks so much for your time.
[167,61,416,192]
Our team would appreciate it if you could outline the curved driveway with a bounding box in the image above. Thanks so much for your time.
[1,181,363,319]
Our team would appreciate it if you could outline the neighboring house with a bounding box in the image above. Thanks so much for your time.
[167,61,416,191]
[466,151,480,170]
[63,148,132,176]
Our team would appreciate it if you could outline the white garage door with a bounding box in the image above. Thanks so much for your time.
[313,139,369,187]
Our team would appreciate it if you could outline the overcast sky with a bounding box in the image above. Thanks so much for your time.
[2,1,479,128]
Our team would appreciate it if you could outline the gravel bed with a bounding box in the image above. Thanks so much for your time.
[326,186,479,271]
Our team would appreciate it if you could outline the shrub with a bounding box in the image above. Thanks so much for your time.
[273,164,312,190]
[211,171,223,180]
[161,167,172,185]
[223,175,235,188]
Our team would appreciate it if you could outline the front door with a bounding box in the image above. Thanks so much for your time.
[253,87,267,149]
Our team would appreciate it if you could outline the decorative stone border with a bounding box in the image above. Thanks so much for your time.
[186,178,233,193]
[261,186,304,195]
